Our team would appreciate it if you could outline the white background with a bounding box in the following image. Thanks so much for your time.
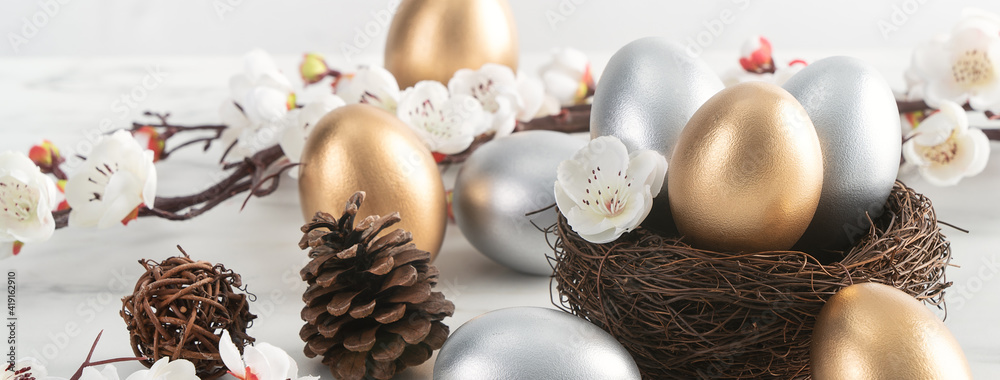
[1,0,999,59]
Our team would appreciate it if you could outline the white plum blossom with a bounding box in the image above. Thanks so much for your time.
[903,100,990,186]
[279,93,347,169]
[722,62,806,87]
[448,63,523,137]
[514,72,552,122]
[3,357,59,380]
[66,130,157,228]
[122,358,198,380]
[538,47,595,106]
[554,136,667,244]
[220,49,295,160]
[76,365,120,380]
[0,151,58,256]
[220,330,318,380]
[335,65,401,113]
[908,8,1000,110]
[722,36,806,87]
[396,80,485,155]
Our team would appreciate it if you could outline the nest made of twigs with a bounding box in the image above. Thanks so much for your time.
[551,181,952,379]
[121,249,257,380]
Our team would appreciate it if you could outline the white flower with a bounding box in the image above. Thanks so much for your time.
[554,136,667,243]
[123,358,198,380]
[539,47,595,106]
[903,100,990,186]
[335,65,401,113]
[448,63,523,137]
[77,364,120,380]
[66,130,156,228]
[721,62,805,88]
[0,152,58,250]
[3,357,59,380]
[220,49,295,160]
[397,81,484,154]
[220,330,318,380]
[279,93,347,168]
[909,8,1000,110]
[514,72,551,122]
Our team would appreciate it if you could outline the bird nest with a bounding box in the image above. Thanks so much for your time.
[550,181,952,379]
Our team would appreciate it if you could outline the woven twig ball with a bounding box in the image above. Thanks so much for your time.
[552,181,952,379]
[121,249,257,379]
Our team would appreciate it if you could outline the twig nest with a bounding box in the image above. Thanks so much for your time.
[120,249,257,380]
[551,181,952,379]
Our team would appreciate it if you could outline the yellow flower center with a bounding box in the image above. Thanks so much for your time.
[952,49,995,88]
[918,129,960,165]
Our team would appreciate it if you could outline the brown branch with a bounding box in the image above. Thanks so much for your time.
[437,104,593,166]
[54,144,286,229]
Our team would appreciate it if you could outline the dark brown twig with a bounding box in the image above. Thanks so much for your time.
[68,331,144,380]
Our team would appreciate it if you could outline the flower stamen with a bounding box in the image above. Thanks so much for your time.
[952,49,995,88]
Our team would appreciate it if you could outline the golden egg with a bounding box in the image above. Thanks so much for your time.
[298,104,446,260]
[667,82,823,252]
[811,283,972,379]
[384,0,519,89]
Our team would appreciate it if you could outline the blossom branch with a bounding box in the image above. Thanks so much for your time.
[53,144,287,229]
[896,99,1000,141]
[437,104,592,165]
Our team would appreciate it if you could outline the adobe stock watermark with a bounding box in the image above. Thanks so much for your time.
[684,0,752,58]
[945,252,1000,312]
[64,65,170,171]
[7,0,73,54]
[213,0,248,21]
[877,0,932,40]
[26,266,140,365]
[546,0,589,31]
[341,0,402,64]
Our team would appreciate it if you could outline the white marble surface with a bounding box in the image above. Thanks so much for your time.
[1,51,999,379]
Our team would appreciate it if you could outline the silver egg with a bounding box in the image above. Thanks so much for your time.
[434,307,642,380]
[783,56,901,254]
[452,131,586,275]
[590,37,723,231]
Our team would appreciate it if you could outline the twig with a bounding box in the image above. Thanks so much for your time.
[68,331,144,380]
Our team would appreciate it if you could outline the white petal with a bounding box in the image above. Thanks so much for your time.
[564,204,617,239]
[96,170,142,228]
[141,151,157,208]
[626,150,668,196]
[244,87,289,125]
[220,99,251,131]
[279,121,307,164]
[515,73,545,122]
[960,128,991,176]
[243,49,281,84]
[902,139,927,167]
[920,164,964,186]
[337,66,400,112]
[219,330,246,377]
[253,343,292,380]
[910,100,968,145]
[242,347,272,380]
[536,95,562,118]
[607,190,649,233]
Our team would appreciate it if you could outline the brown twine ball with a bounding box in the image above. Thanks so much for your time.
[121,247,257,379]
[551,181,953,379]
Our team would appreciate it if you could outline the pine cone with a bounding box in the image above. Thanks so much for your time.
[298,191,455,380]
